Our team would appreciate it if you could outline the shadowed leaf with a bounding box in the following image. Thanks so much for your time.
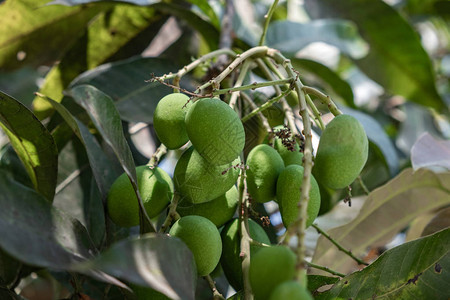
[317,228,450,299]
[266,20,368,59]
[411,132,450,171]
[76,234,197,300]
[0,91,58,201]
[67,85,155,233]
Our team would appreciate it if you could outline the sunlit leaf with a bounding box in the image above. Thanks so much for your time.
[0,91,58,201]
[0,0,100,71]
[67,84,155,233]
[76,234,197,300]
[266,20,368,59]
[411,132,450,171]
[305,0,447,112]
[317,228,450,299]
[33,4,167,118]
[312,168,450,274]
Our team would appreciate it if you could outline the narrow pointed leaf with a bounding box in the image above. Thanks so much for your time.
[305,0,447,112]
[76,234,197,300]
[0,91,58,201]
[266,20,368,59]
[312,168,450,274]
[317,228,450,299]
[67,85,155,233]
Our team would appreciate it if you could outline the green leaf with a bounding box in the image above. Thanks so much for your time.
[48,0,160,5]
[0,91,58,201]
[76,234,197,300]
[67,84,155,233]
[421,207,450,237]
[341,107,399,176]
[312,168,450,274]
[69,56,179,123]
[266,20,368,59]
[305,0,447,112]
[32,4,167,118]
[0,0,100,71]
[317,228,450,299]
[0,248,21,288]
[186,0,220,29]
[291,58,355,107]
[307,275,339,294]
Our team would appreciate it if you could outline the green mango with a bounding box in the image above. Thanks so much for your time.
[173,147,240,204]
[220,218,271,291]
[107,166,173,227]
[249,245,296,300]
[153,93,191,149]
[276,165,321,229]
[268,281,313,300]
[169,215,222,276]
[246,144,285,203]
[176,185,239,227]
[272,125,304,167]
[313,114,368,189]
[185,98,245,165]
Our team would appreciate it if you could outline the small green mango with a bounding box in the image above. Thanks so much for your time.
[176,185,238,227]
[185,98,245,165]
[153,93,191,149]
[107,166,173,227]
[276,165,321,229]
[268,281,313,300]
[246,144,285,203]
[313,114,368,189]
[249,245,296,300]
[220,218,271,291]
[173,147,240,204]
[169,215,222,276]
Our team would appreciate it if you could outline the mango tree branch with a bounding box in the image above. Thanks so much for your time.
[216,77,294,98]
[241,88,292,123]
[240,92,272,134]
[147,144,167,168]
[259,0,280,46]
[306,262,346,277]
[204,275,225,300]
[302,86,343,116]
[159,194,181,233]
[229,59,253,109]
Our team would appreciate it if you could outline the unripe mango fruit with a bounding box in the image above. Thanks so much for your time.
[249,245,296,300]
[220,218,271,291]
[176,185,238,227]
[273,126,304,167]
[185,98,245,165]
[277,165,320,229]
[268,281,313,300]
[153,93,191,149]
[246,144,285,203]
[173,147,240,204]
[107,166,173,227]
[169,215,222,276]
[313,114,368,189]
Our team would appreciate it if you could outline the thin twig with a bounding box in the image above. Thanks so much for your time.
[306,262,346,278]
[229,59,253,109]
[147,144,167,168]
[358,175,370,195]
[241,88,292,122]
[312,223,369,266]
[240,92,272,134]
[302,86,343,116]
[215,77,294,97]
[204,275,225,300]
[259,0,280,46]
[159,194,181,233]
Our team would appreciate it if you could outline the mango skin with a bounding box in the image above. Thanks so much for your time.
[249,245,296,300]
[173,147,241,204]
[176,185,238,227]
[268,281,313,300]
[107,166,173,227]
[313,114,368,189]
[169,215,222,276]
[185,98,245,165]
[153,93,191,149]
[246,144,285,203]
[220,218,271,291]
[276,165,321,229]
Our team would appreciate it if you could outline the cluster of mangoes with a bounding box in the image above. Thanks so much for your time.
[106,92,369,299]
